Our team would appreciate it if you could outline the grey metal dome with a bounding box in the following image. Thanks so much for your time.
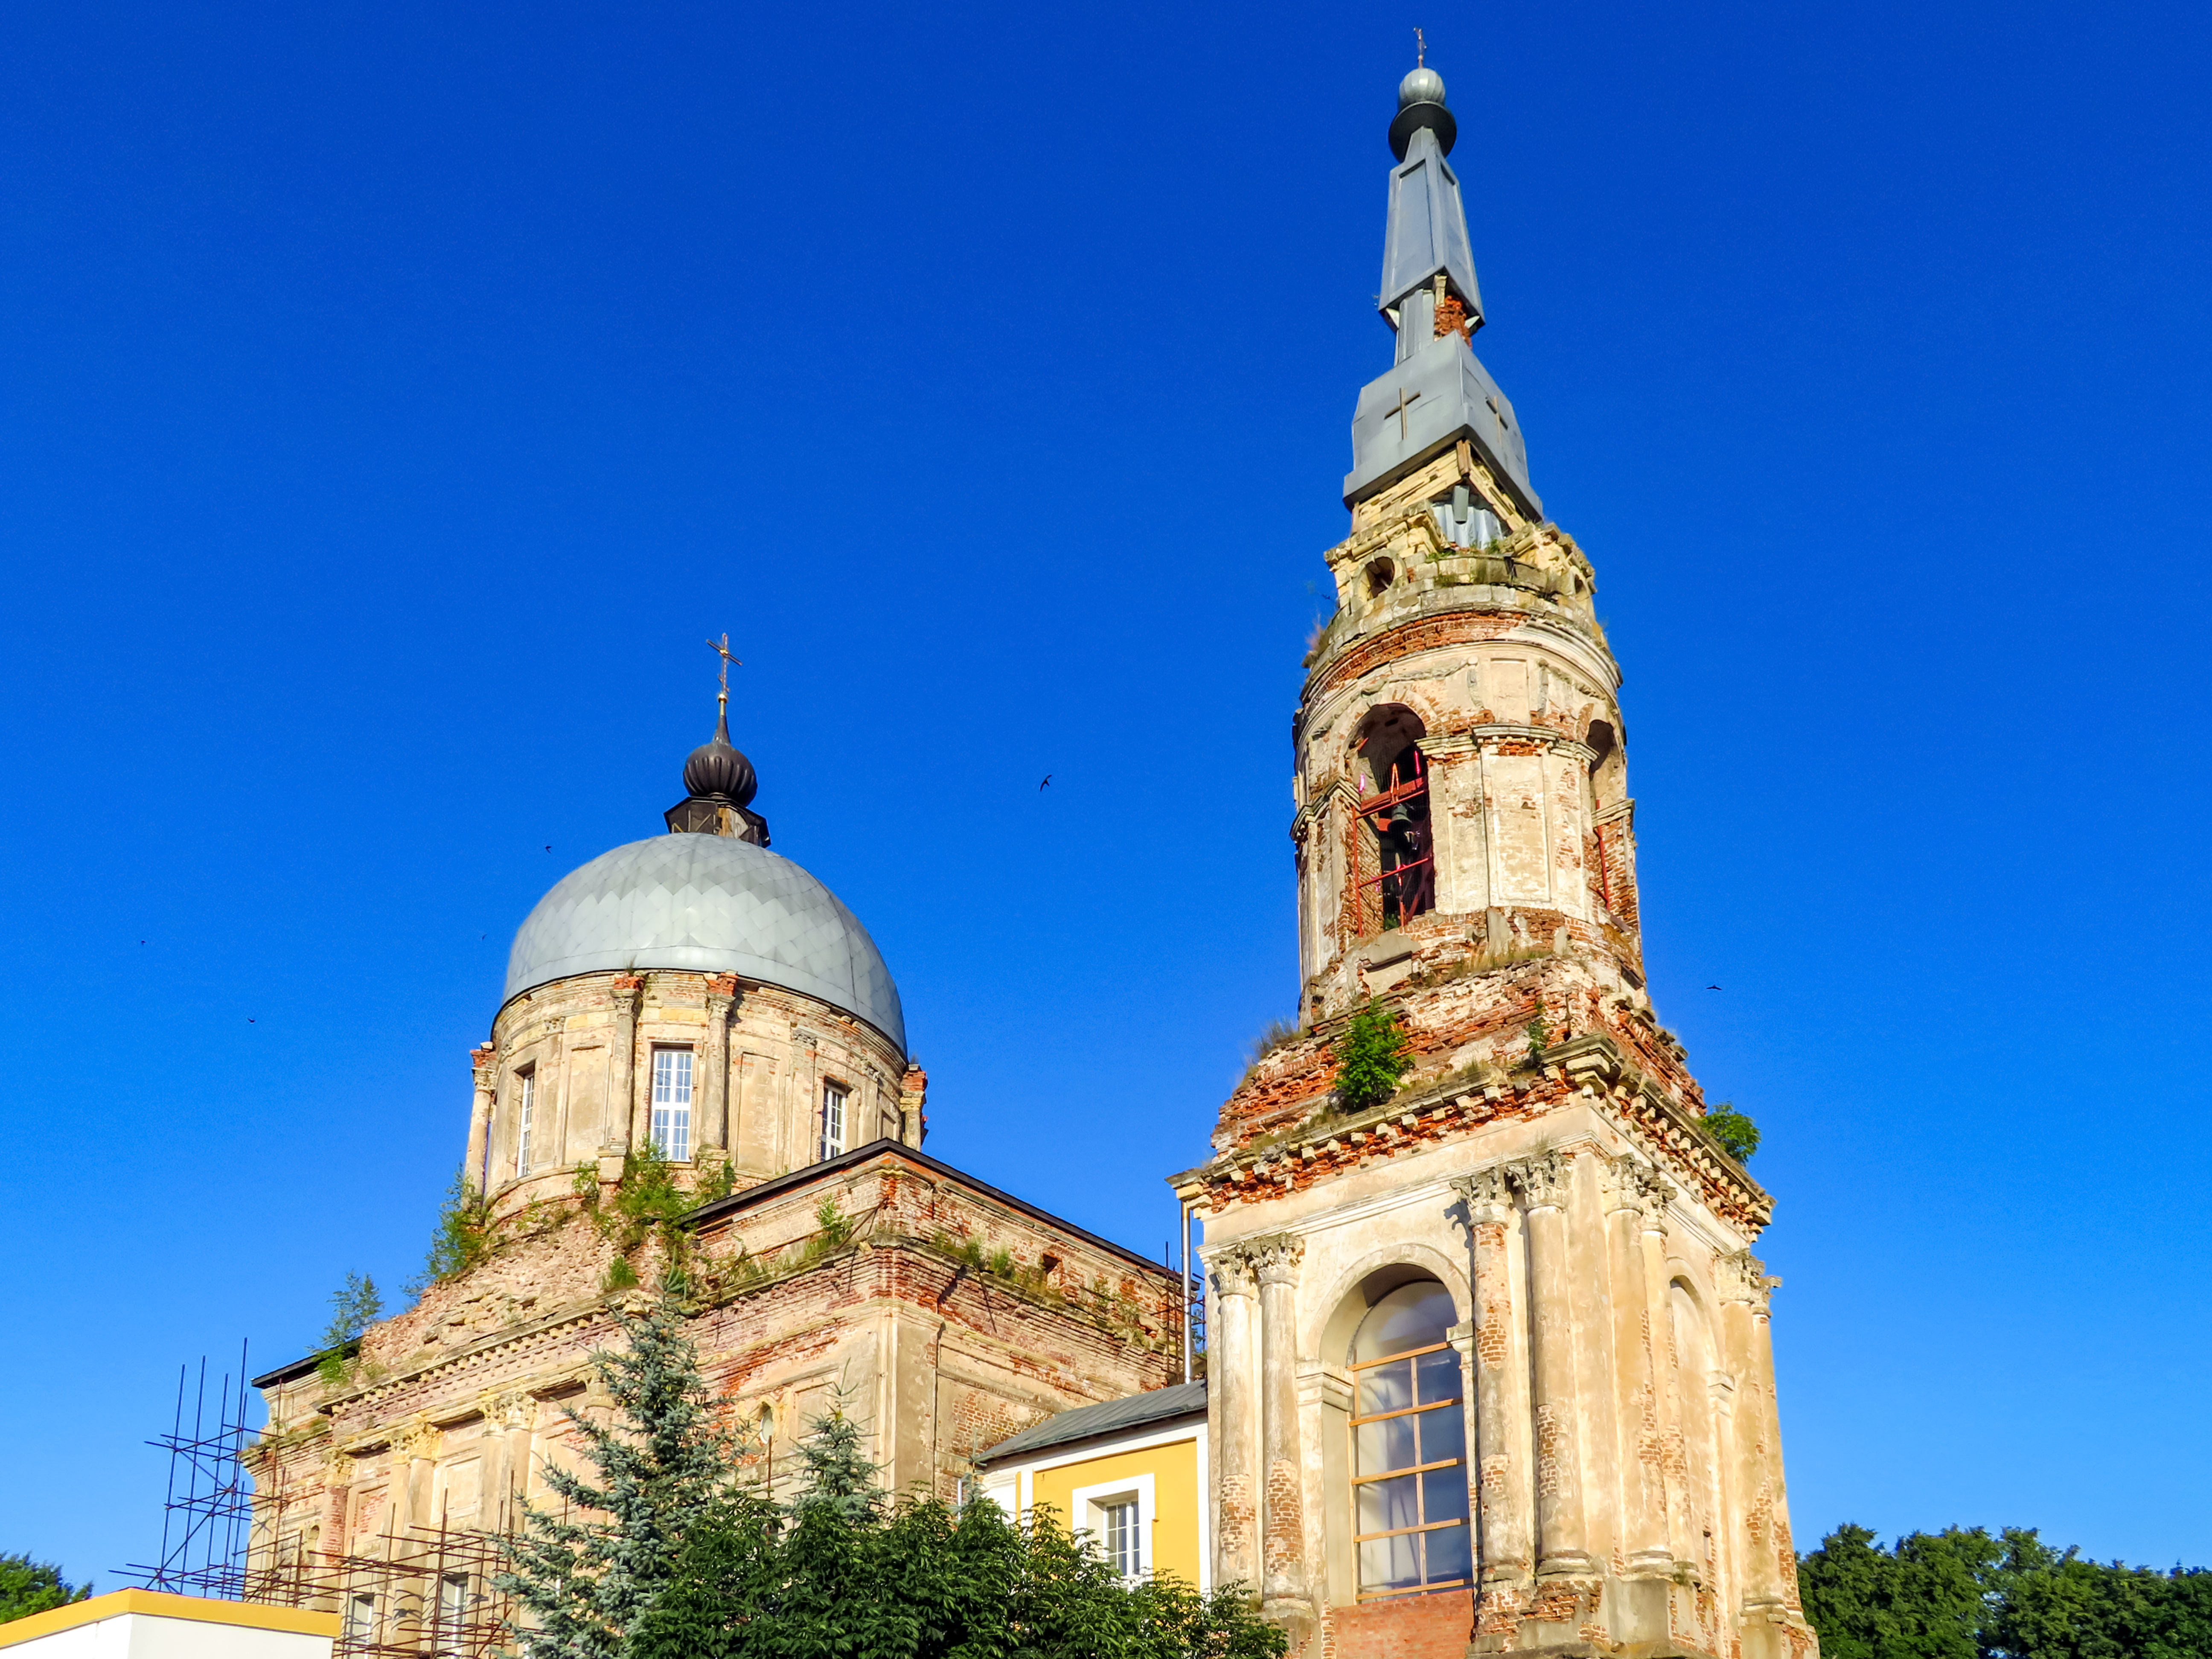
[504,834,906,1052]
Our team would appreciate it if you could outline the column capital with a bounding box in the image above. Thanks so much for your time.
[1601,1155,1676,1221]
[1207,1247,1259,1299]
[1717,1249,1779,1313]
[1506,1148,1574,1211]
[1450,1166,1515,1222]
[1246,1233,1306,1288]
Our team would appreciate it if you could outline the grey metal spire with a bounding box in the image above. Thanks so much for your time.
[1343,61,1540,519]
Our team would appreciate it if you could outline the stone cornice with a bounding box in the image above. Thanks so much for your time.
[1175,1030,1772,1239]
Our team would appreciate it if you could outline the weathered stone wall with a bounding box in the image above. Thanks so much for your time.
[469,968,920,1225]
[1199,445,1816,1656]
[249,1146,1182,1569]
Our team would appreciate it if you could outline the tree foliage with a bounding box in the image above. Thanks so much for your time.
[1702,1101,1761,1163]
[411,1169,495,1294]
[0,1554,88,1624]
[1332,999,1412,1113]
[636,1402,1285,1659]
[497,1289,1281,1659]
[498,1295,736,1659]
[1798,1522,2212,1659]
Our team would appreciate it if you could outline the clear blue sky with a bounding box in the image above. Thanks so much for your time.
[2,0,2207,1591]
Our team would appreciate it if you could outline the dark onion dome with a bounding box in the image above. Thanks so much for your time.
[1390,64,1456,160]
[683,699,757,805]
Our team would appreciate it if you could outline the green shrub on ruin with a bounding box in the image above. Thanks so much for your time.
[1332,998,1412,1112]
[1703,1102,1760,1163]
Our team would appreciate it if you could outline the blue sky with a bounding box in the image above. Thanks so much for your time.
[1,0,2208,1589]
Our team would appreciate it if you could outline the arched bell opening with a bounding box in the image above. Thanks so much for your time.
[1351,705,1435,935]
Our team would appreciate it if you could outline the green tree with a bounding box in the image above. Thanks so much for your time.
[498,1295,736,1659]
[1703,1101,1761,1163]
[1332,999,1412,1112]
[1796,1523,1994,1659]
[0,1554,88,1624]
[317,1272,385,1385]
[410,1170,494,1294]
[634,1403,1286,1659]
[1796,1522,2212,1659]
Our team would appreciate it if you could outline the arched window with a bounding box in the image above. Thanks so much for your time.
[1349,1280,1470,1598]
[1352,707,1435,935]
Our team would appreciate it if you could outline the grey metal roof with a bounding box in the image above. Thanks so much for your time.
[974,1380,1208,1467]
[1379,124,1480,320]
[504,834,906,1053]
[1344,332,1540,516]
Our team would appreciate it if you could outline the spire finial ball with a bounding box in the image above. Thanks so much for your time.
[1399,65,1446,111]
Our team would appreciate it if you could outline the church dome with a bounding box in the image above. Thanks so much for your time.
[504,834,906,1053]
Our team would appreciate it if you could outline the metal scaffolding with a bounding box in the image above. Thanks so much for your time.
[119,1348,518,1659]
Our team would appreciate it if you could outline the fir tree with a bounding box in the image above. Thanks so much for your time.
[1332,998,1412,1112]
[0,1554,88,1624]
[498,1295,735,1659]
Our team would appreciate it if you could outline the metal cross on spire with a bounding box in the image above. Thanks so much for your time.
[706,632,741,703]
[1414,26,1426,66]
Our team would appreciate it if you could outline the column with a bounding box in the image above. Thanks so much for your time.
[1754,1278,1807,1630]
[1508,1151,1592,1576]
[1720,1252,1785,1618]
[1636,1176,1690,1565]
[607,975,642,1158]
[401,1416,439,1534]
[504,1397,537,1531]
[1450,1170,1531,1593]
[703,977,736,1156]
[1251,1235,1311,1639]
[1209,1247,1260,1593]
[1604,1159,1671,1573]
[464,1045,495,1189]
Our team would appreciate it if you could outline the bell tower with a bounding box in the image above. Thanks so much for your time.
[1179,60,1819,1659]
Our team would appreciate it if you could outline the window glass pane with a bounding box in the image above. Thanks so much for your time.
[1351,1281,1457,1364]
[1414,1346,1460,1405]
[1358,1532,1422,1594]
[1417,1402,1466,1466]
[1356,1358,1412,1417]
[1356,1415,1418,1475]
[1421,1467,1470,1526]
[1356,1473,1419,1537]
[1423,1520,1473,1584]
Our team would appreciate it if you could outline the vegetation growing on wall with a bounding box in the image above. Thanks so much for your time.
[1702,1101,1761,1163]
[1332,998,1412,1112]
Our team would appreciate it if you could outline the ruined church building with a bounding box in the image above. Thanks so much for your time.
[250,58,1818,1659]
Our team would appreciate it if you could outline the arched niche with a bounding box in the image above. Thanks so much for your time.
[1308,1248,1473,1607]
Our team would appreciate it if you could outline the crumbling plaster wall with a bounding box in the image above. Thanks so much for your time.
[250,1153,1182,1568]
[470,969,921,1225]
[1194,1112,1805,1659]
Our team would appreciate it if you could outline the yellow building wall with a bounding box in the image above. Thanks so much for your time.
[1029,1436,1200,1589]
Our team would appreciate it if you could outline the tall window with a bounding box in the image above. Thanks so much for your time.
[1350,1280,1470,1598]
[819,1081,847,1161]
[1101,1498,1140,1578]
[651,1048,693,1162]
[515,1070,535,1178]
[435,1572,469,1657]
[343,1593,377,1644]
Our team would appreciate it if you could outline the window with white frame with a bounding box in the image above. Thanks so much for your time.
[819,1080,847,1161]
[343,1594,377,1644]
[435,1572,469,1656]
[1069,1471,1153,1582]
[515,1069,535,1178]
[650,1048,693,1162]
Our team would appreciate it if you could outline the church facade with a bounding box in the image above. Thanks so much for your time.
[246,696,1186,1575]
[1179,63,1817,1659]
[245,54,1818,1659]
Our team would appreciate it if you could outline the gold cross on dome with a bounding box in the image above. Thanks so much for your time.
[706,632,741,698]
